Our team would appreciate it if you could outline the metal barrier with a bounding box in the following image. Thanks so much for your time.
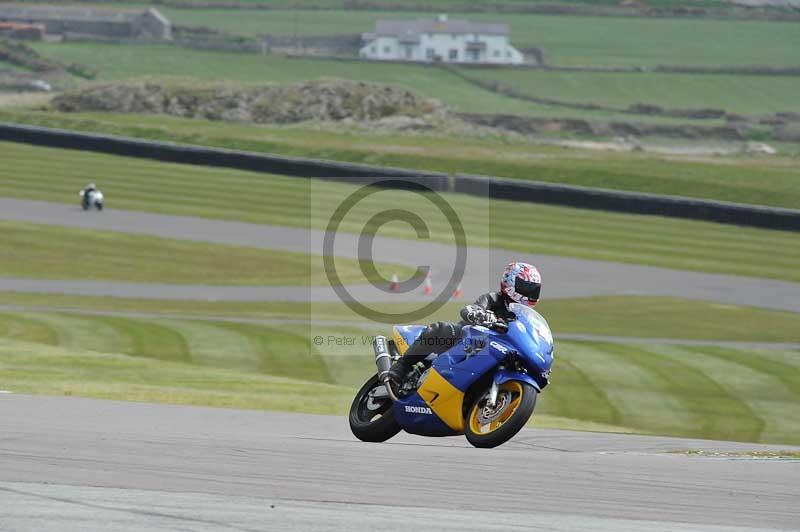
[2,122,798,231]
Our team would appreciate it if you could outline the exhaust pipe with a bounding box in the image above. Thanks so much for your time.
[373,336,398,402]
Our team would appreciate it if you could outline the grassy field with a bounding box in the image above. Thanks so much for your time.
[156,8,800,67]
[0,221,413,285]
[26,42,713,125]
[4,112,800,209]
[2,141,798,281]
[26,42,800,123]
[0,60,24,72]
[1,309,797,444]
[29,43,541,118]
[466,69,800,115]
[539,297,800,343]
[2,292,800,343]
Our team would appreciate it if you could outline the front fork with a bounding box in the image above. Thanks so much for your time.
[486,380,500,408]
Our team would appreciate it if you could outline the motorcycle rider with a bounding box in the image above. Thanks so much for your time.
[81,182,97,208]
[386,261,542,384]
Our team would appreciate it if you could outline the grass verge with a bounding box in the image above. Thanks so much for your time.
[1,293,799,343]
[0,221,414,286]
[1,141,798,282]
[1,312,797,444]
[666,449,800,458]
[3,110,799,209]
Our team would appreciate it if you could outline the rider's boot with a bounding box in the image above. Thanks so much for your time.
[386,356,415,384]
[386,343,432,384]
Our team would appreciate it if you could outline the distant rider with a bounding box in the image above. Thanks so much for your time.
[81,182,97,208]
[386,261,542,384]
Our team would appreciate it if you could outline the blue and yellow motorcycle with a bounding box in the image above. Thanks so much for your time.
[349,303,554,448]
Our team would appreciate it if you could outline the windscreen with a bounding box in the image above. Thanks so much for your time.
[509,302,554,350]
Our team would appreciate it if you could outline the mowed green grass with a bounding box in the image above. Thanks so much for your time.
[4,112,800,209]
[1,141,799,281]
[0,221,413,285]
[1,311,797,443]
[3,292,800,344]
[543,340,800,444]
[156,8,800,67]
[538,297,800,343]
[466,69,800,115]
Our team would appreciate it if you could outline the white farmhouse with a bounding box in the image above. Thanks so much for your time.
[360,15,523,65]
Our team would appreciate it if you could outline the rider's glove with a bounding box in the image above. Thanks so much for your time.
[466,307,496,325]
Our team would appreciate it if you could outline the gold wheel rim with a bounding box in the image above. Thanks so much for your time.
[468,381,524,435]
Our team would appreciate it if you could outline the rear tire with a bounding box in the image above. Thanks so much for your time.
[349,374,401,443]
[96,203,103,211]
[464,380,536,449]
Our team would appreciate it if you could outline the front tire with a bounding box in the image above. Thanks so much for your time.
[349,374,401,443]
[465,380,537,448]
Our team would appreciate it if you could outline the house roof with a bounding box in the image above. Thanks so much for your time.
[371,18,509,42]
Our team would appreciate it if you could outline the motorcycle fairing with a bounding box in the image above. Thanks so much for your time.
[393,393,457,437]
[494,369,541,392]
[394,329,512,435]
[505,308,554,388]
[416,367,466,432]
[392,325,426,355]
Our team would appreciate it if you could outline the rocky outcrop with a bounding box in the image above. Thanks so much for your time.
[51,79,444,124]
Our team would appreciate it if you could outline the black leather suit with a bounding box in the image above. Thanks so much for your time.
[398,291,514,368]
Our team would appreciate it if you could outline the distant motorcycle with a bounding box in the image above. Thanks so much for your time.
[79,188,104,211]
[349,303,554,448]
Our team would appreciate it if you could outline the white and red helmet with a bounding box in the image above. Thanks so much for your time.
[501,262,542,307]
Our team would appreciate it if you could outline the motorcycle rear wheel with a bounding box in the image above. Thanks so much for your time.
[464,380,536,448]
[349,374,401,443]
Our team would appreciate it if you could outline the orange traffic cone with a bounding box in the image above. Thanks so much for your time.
[453,281,463,299]
[390,272,399,292]
[423,271,433,295]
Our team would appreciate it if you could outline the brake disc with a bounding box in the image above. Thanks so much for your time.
[366,387,388,411]
[477,392,511,424]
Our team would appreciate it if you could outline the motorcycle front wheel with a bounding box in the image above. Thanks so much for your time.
[349,373,401,443]
[465,380,536,448]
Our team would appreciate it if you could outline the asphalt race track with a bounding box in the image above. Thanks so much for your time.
[2,198,800,311]
[2,198,799,531]
[1,395,798,532]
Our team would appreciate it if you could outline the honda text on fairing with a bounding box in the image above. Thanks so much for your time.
[349,303,554,448]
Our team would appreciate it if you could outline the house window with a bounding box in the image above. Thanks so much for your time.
[371,46,376,54]
[506,51,511,57]
[449,49,458,61]
[426,48,435,60]
[383,46,391,54]
[404,45,413,59]
[493,50,500,57]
